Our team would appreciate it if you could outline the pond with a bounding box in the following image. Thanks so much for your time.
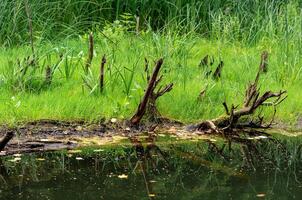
[0,134,302,200]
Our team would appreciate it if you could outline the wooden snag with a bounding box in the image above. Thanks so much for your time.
[99,54,106,93]
[194,52,287,133]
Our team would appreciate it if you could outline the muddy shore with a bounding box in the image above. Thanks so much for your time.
[0,119,301,156]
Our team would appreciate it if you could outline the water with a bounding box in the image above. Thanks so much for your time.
[0,136,302,200]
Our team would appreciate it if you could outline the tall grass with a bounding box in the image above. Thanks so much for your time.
[0,0,302,46]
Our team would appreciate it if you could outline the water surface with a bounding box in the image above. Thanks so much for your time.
[0,135,301,200]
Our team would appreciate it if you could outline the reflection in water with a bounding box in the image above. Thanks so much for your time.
[0,133,301,200]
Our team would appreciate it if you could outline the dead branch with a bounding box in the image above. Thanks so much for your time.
[0,131,14,151]
[99,54,106,93]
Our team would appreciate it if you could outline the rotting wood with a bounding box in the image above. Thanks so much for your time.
[0,131,14,151]
[100,54,106,93]
[85,32,94,72]
[130,58,164,126]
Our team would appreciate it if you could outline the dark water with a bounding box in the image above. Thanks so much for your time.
[0,136,302,200]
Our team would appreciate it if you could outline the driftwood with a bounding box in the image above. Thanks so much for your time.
[0,131,14,151]
[130,58,173,125]
[99,54,106,93]
[194,52,287,133]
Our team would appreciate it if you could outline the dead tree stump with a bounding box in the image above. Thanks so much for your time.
[130,58,173,125]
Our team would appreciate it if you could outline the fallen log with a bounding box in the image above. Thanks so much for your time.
[0,131,15,151]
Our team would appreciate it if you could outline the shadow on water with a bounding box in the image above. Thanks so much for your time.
[0,131,302,200]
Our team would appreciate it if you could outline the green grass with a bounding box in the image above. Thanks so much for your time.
[0,30,301,126]
[0,1,302,126]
